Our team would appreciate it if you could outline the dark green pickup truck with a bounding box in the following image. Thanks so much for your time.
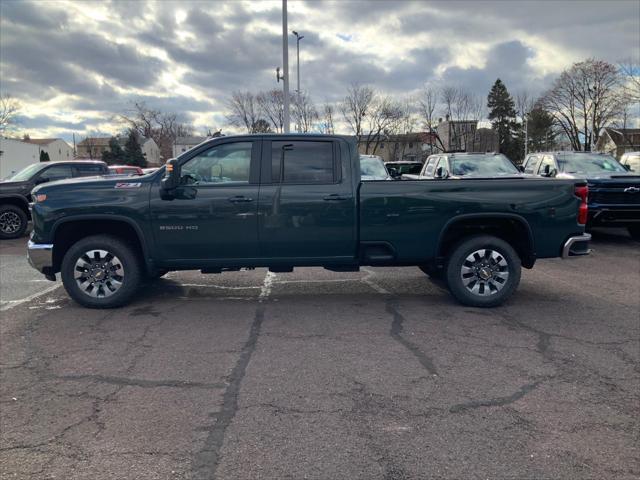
[28,134,591,308]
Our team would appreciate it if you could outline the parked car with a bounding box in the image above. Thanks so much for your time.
[620,152,640,173]
[522,151,640,239]
[360,154,391,180]
[28,134,590,309]
[142,167,160,175]
[108,165,144,176]
[0,160,108,239]
[384,161,423,177]
[403,152,522,180]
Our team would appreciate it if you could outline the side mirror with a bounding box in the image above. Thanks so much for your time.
[549,168,558,177]
[387,167,399,178]
[161,159,180,191]
[623,164,631,171]
[435,166,449,179]
[517,165,525,173]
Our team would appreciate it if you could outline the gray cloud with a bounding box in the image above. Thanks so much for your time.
[0,0,637,141]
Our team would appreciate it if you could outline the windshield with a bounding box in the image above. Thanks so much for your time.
[557,153,627,174]
[450,154,518,176]
[360,157,388,180]
[6,163,45,182]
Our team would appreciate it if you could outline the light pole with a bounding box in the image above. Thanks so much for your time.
[281,0,290,133]
[292,30,304,95]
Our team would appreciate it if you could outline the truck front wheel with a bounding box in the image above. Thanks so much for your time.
[0,204,28,240]
[61,235,142,308]
[445,235,521,307]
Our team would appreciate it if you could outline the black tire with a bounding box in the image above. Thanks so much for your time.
[146,269,168,280]
[445,235,521,308]
[418,265,444,279]
[628,226,640,240]
[0,204,28,240]
[61,235,142,308]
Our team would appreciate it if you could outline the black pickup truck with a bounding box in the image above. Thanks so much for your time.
[0,160,108,239]
[522,151,640,239]
[27,134,591,308]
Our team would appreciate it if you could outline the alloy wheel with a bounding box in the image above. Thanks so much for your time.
[0,211,22,234]
[74,249,124,298]
[460,248,509,296]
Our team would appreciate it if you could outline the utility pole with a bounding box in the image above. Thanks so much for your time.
[292,31,304,94]
[524,113,528,157]
[282,0,290,133]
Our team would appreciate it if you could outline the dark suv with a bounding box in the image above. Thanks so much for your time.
[522,152,640,239]
[0,160,108,239]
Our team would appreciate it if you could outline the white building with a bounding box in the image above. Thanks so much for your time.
[173,136,207,158]
[141,138,161,166]
[23,138,74,161]
[0,137,40,179]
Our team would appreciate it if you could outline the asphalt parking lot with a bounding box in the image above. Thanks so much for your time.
[1,230,639,479]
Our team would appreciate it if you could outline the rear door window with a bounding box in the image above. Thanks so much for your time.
[271,141,335,184]
[537,155,556,175]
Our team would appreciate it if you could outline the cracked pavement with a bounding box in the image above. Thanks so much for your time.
[1,229,639,479]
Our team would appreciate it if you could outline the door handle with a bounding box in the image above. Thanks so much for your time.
[323,194,348,201]
[228,196,253,203]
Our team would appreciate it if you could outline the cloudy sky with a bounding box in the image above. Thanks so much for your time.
[1,0,639,142]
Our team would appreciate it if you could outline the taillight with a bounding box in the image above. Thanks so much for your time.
[575,185,588,225]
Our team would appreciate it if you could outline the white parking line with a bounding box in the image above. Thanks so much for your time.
[259,271,277,301]
[0,283,62,312]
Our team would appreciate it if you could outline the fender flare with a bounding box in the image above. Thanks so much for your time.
[0,194,30,212]
[436,213,536,267]
[50,214,153,271]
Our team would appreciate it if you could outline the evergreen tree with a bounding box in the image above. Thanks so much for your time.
[101,137,125,165]
[526,108,557,152]
[39,150,50,162]
[487,79,518,160]
[123,130,147,167]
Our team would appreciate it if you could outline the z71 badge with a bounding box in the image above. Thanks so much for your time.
[115,183,142,189]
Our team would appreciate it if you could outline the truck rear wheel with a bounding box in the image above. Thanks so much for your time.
[445,235,521,307]
[61,235,141,308]
[0,204,28,240]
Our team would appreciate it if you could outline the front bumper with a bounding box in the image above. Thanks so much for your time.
[562,233,591,258]
[27,240,54,278]
[589,207,640,227]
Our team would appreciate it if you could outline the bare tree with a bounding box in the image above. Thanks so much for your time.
[318,103,335,135]
[292,92,319,133]
[226,91,260,133]
[440,86,458,120]
[0,94,20,133]
[256,90,284,133]
[515,90,535,120]
[361,96,405,154]
[417,86,445,153]
[539,58,628,151]
[618,58,640,104]
[340,83,374,137]
[120,101,194,160]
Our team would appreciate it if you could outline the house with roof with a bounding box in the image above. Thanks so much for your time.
[595,128,640,159]
[76,136,161,166]
[22,138,74,161]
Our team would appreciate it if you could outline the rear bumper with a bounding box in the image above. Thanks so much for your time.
[27,240,54,276]
[562,234,591,258]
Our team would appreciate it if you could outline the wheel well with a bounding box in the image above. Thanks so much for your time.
[1,197,30,216]
[52,220,146,273]
[438,217,535,268]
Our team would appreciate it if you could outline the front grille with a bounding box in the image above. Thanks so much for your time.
[590,191,640,205]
